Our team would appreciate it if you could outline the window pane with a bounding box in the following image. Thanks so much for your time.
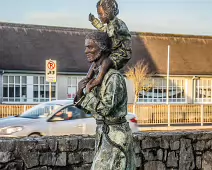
[67,87,76,99]
[3,98,8,102]
[40,85,44,98]
[15,98,20,102]
[22,85,27,97]
[9,98,14,102]
[3,85,8,97]
[51,91,56,98]
[52,85,56,91]
[9,85,14,97]
[71,77,77,86]
[9,76,14,83]
[40,77,44,84]
[15,76,20,84]
[22,76,27,84]
[33,85,38,98]
[33,76,38,84]
[45,85,49,98]
[15,85,20,97]
[3,76,8,83]
[138,78,185,103]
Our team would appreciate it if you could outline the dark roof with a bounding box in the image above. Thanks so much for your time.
[1,22,212,75]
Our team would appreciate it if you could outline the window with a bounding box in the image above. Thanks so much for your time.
[33,76,56,102]
[195,79,212,103]
[3,75,27,102]
[138,78,186,103]
[67,76,85,100]
[52,105,85,121]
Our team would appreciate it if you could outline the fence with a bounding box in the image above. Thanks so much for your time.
[0,105,34,118]
[1,104,212,126]
[128,104,212,125]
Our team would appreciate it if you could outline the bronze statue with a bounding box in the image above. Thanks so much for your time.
[85,0,132,93]
[74,31,135,170]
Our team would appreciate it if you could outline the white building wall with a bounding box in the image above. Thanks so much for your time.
[125,79,135,104]
[57,75,68,100]
[0,74,2,103]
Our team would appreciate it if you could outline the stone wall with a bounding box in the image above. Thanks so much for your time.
[1,131,212,170]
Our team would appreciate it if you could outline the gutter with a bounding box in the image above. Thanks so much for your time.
[154,74,212,78]
[2,70,87,75]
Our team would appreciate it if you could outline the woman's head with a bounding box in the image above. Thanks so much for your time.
[85,32,111,63]
[97,0,119,24]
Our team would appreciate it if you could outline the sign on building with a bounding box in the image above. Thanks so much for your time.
[46,59,57,82]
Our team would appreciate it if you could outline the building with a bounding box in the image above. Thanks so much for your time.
[0,22,212,104]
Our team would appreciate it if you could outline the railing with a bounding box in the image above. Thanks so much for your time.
[128,104,212,125]
[0,105,34,118]
[1,104,212,126]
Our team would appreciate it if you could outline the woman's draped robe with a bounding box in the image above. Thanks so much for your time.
[80,69,136,170]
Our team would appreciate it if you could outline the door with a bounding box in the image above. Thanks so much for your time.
[47,105,85,136]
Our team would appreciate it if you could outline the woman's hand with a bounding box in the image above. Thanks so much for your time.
[77,77,89,97]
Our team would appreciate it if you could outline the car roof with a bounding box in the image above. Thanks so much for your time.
[43,100,73,105]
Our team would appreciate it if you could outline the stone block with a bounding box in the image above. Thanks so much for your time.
[196,156,202,169]
[21,152,39,168]
[68,152,82,164]
[47,138,58,152]
[58,137,78,152]
[194,140,205,151]
[142,138,160,149]
[167,151,178,168]
[55,152,67,166]
[78,138,95,150]
[0,152,15,163]
[40,152,56,166]
[144,161,166,170]
[170,140,180,151]
[179,138,195,170]
[83,151,95,163]
[202,151,212,170]
[0,140,16,152]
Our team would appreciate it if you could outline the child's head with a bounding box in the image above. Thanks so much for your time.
[96,0,119,24]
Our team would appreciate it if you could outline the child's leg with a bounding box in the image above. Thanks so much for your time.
[86,58,113,93]
[86,62,95,80]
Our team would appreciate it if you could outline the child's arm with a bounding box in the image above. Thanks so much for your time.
[89,13,106,32]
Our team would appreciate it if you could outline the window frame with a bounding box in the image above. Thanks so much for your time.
[2,75,28,103]
[137,77,187,104]
[67,76,86,100]
[194,79,212,104]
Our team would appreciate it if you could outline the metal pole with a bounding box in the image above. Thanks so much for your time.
[167,45,170,126]
[201,104,204,126]
[49,82,52,101]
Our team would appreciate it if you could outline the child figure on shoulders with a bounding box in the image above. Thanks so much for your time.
[86,0,132,93]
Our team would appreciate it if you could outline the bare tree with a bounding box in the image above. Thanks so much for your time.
[126,60,152,114]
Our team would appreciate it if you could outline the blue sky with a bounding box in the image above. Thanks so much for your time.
[0,0,211,35]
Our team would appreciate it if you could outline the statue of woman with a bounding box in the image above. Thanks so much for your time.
[74,31,136,170]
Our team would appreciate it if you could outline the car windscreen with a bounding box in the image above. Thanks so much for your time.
[19,103,62,119]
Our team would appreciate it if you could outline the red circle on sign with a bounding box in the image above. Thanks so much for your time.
[48,61,56,70]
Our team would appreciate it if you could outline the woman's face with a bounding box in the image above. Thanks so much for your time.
[97,6,109,24]
[85,39,101,63]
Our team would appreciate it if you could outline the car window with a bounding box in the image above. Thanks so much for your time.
[52,106,86,121]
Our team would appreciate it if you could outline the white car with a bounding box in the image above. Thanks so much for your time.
[0,100,139,137]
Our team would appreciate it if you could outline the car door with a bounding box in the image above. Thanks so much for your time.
[82,115,96,135]
[47,106,84,136]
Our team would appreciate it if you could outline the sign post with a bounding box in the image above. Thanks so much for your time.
[46,59,57,101]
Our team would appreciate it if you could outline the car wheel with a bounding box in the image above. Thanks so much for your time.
[29,133,41,137]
